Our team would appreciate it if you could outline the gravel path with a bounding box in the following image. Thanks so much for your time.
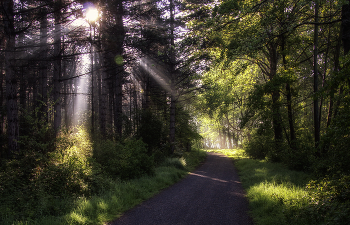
[109,152,254,225]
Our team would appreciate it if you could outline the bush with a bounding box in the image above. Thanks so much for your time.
[161,157,186,170]
[0,127,95,222]
[136,110,166,154]
[244,134,272,160]
[281,143,313,171]
[19,106,56,155]
[93,139,155,180]
[297,175,350,225]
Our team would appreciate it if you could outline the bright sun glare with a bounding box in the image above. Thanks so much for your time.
[86,8,98,22]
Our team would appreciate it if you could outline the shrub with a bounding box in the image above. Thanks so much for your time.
[244,134,272,160]
[19,106,56,155]
[93,139,155,180]
[0,127,95,222]
[136,110,166,154]
[281,143,313,171]
[161,157,186,170]
[297,175,350,225]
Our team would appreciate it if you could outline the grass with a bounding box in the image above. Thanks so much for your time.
[208,149,313,225]
[3,149,207,225]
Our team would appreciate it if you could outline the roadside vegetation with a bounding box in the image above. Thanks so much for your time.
[209,149,350,225]
[0,125,206,225]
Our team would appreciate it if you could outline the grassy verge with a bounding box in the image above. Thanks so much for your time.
[208,149,313,225]
[5,149,206,225]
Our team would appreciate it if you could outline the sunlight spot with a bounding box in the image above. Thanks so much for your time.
[190,172,228,183]
[98,200,108,210]
[69,212,87,224]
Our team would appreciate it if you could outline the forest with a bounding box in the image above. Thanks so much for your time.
[1,0,350,224]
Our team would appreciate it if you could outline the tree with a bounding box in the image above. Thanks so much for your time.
[3,0,19,156]
[53,0,63,133]
[187,0,346,168]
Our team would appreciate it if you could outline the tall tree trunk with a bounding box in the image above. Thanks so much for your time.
[342,0,350,55]
[53,0,62,133]
[133,87,138,133]
[169,0,176,154]
[314,0,320,150]
[112,0,125,138]
[268,42,283,146]
[99,57,107,136]
[39,7,48,121]
[327,27,342,128]
[0,58,4,145]
[281,35,296,148]
[90,26,95,134]
[3,0,19,156]
[331,1,350,126]
[18,29,27,112]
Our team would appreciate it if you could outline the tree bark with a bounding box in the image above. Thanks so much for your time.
[39,6,48,121]
[99,56,107,136]
[327,27,342,128]
[268,42,283,144]
[281,35,296,148]
[113,0,125,138]
[169,0,176,154]
[342,0,350,55]
[314,0,320,150]
[53,0,62,133]
[3,0,19,156]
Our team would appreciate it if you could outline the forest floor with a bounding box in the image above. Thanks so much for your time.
[108,152,254,225]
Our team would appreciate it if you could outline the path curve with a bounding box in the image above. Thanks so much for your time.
[109,152,254,225]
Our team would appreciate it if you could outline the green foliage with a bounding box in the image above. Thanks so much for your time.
[161,157,186,170]
[0,127,94,222]
[136,110,166,154]
[281,143,313,171]
[175,107,202,152]
[19,106,56,155]
[316,88,350,175]
[244,134,272,160]
[213,148,350,225]
[1,145,206,224]
[295,175,350,225]
[93,139,155,180]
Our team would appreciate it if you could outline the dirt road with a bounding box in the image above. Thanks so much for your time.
[109,152,253,225]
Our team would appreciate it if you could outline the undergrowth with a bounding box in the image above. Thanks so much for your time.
[209,149,350,225]
[0,127,206,225]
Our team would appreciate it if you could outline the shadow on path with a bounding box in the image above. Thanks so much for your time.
[109,152,254,225]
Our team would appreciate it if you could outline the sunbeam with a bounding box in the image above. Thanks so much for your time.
[139,57,175,96]
[71,54,91,127]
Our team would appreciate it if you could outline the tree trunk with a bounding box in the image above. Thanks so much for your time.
[0,58,4,145]
[314,0,320,150]
[342,0,350,55]
[3,0,19,156]
[327,27,342,128]
[281,35,296,148]
[113,0,125,138]
[39,7,48,121]
[53,0,62,133]
[169,0,176,154]
[331,1,350,127]
[99,58,107,136]
[268,42,283,145]
[18,29,27,112]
